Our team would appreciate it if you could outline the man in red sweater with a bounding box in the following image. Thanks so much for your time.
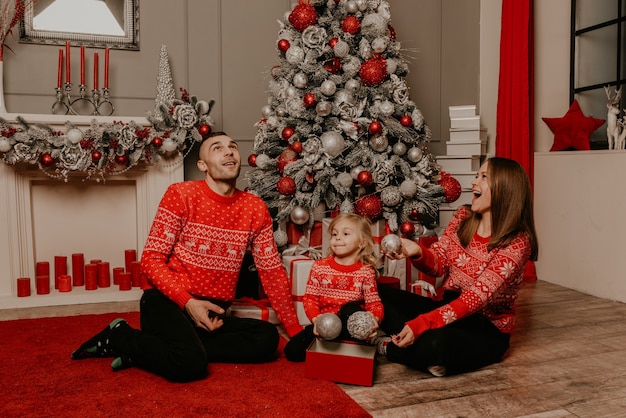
[72,132,302,382]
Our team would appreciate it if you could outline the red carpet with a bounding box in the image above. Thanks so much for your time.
[0,312,371,418]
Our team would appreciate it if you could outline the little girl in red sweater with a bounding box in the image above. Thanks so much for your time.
[284,213,384,362]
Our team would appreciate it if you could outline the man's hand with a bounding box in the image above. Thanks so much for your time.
[185,298,225,332]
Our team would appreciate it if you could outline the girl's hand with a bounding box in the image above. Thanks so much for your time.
[391,325,415,347]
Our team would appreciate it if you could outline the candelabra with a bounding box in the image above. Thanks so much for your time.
[52,82,114,116]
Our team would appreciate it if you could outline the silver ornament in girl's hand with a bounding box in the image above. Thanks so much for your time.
[381,234,402,253]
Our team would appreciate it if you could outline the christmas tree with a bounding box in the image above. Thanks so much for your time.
[247,0,447,246]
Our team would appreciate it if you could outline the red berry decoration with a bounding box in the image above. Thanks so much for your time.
[281,127,295,141]
[323,58,342,74]
[439,175,462,203]
[400,114,413,127]
[400,221,416,237]
[388,25,397,40]
[278,39,290,52]
[289,141,303,154]
[198,124,211,138]
[355,195,383,220]
[289,3,318,32]
[115,154,129,165]
[409,209,422,221]
[276,149,298,173]
[329,37,339,48]
[277,176,297,196]
[368,120,383,135]
[303,93,317,108]
[359,57,388,86]
[91,150,102,163]
[342,15,361,34]
[152,137,163,147]
[356,170,373,186]
[40,153,54,167]
[247,154,257,167]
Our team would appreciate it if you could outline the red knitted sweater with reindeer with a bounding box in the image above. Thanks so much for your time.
[140,180,302,337]
[303,256,384,322]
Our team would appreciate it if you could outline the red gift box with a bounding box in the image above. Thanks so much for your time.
[282,255,315,325]
[305,340,376,386]
[286,221,322,247]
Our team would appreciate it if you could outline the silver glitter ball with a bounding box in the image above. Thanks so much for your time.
[347,311,377,340]
[316,313,342,340]
[381,234,402,253]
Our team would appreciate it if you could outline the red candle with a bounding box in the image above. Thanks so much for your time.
[65,41,71,84]
[104,47,110,88]
[36,275,50,295]
[131,261,142,287]
[118,272,132,291]
[17,277,31,297]
[124,249,136,272]
[36,261,50,277]
[112,267,124,285]
[80,45,85,85]
[72,253,85,286]
[90,259,102,265]
[54,256,67,289]
[85,264,98,290]
[57,49,63,89]
[58,275,72,292]
[93,52,99,90]
[97,261,111,288]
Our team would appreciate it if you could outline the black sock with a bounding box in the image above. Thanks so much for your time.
[71,318,127,359]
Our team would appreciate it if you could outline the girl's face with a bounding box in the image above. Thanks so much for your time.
[330,219,363,260]
[470,161,492,214]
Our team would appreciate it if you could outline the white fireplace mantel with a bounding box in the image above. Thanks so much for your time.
[0,112,184,309]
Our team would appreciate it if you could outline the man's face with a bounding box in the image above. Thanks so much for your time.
[197,135,241,182]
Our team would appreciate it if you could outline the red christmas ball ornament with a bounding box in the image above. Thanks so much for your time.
[91,150,102,163]
[281,126,295,141]
[355,195,383,221]
[388,25,397,40]
[276,148,298,173]
[324,57,342,74]
[400,114,413,127]
[400,221,416,237]
[439,175,462,203]
[40,152,54,167]
[115,154,129,166]
[368,120,383,135]
[198,123,212,138]
[152,137,163,147]
[329,37,339,48]
[289,3,318,32]
[289,141,303,154]
[356,170,373,186]
[359,57,388,86]
[277,176,297,196]
[247,154,257,167]
[278,39,290,53]
[409,209,422,221]
[303,93,317,108]
[342,15,361,34]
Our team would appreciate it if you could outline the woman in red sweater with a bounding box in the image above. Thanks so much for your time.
[378,157,538,376]
[284,213,384,362]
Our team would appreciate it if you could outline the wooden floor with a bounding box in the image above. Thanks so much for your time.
[3,280,626,417]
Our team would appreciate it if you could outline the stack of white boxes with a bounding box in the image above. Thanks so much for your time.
[436,105,487,227]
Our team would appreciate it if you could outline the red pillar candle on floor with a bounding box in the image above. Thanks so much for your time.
[118,272,132,290]
[54,256,67,289]
[71,253,85,286]
[124,249,136,272]
[130,261,142,287]
[85,264,98,290]
[58,275,72,292]
[36,261,50,277]
[97,261,111,288]
[112,267,124,285]
[17,278,31,297]
[36,275,50,295]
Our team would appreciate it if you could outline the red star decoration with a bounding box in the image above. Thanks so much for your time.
[543,100,605,151]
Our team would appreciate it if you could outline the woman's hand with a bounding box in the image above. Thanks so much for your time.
[382,237,422,260]
[185,298,225,332]
[391,325,416,347]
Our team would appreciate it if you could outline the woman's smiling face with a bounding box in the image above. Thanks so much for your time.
[470,161,492,215]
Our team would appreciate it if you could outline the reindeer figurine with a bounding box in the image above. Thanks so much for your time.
[604,85,622,149]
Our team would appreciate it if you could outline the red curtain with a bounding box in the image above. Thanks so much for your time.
[495,0,536,281]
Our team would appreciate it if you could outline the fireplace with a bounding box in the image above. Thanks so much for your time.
[0,113,183,309]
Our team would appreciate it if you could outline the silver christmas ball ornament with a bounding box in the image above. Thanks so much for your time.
[380,100,395,116]
[371,37,388,53]
[261,105,272,118]
[345,79,361,91]
[386,58,397,75]
[345,0,359,13]
[337,172,354,188]
[381,186,402,206]
[316,313,342,340]
[66,128,83,144]
[369,134,388,152]
[320,80,337,96]
[255,154,272,169]
[274,229,288,247]
[381,234,402,253]
[285,46,304,64]
[316,101,332,116]
[161,138,178,153]
[0,138,11,153]
[333,40,350,58]
[407,147,423,163]
[196,100,210,115]
[290,206,310,225]
[320,131,345,158]
[392,141,407,156]
[347,311,377,340]
[293,72,308,88]
[399,179,418,198]
[351,165,365,180]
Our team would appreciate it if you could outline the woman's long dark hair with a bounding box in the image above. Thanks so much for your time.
[457,157,538,261]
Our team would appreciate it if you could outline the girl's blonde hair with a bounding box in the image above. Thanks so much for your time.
[326,213,379,269]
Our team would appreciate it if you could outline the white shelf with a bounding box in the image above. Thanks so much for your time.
[0,287,143,309]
